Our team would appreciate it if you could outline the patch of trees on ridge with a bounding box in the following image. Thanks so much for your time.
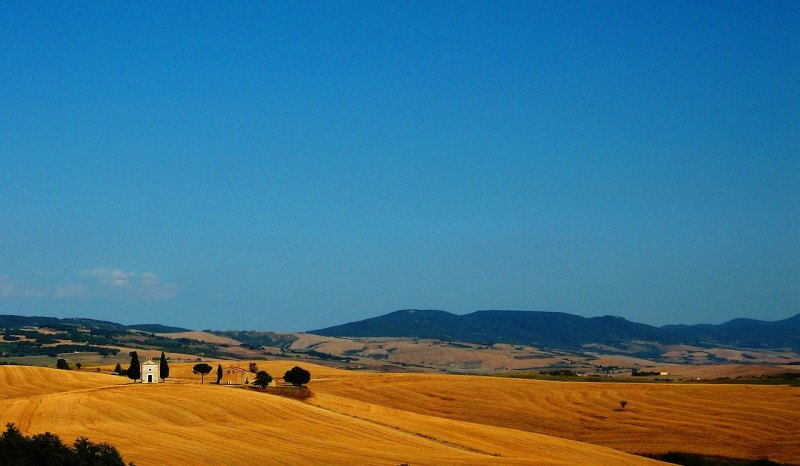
[1,327,122,358]
[0,316,242,360]
[208,330,298,349]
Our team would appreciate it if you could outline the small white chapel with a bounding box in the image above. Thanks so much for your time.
[141,358,159,383]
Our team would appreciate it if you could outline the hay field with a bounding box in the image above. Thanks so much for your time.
[0,364,663,465]
[2,362,798,464]
[310,372,800,464]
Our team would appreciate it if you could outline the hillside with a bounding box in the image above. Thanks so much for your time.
[311,371,800,464]
[311,309,800,350]
[4,311,799,376]
[1,363,798,464]
[0,364,666,465]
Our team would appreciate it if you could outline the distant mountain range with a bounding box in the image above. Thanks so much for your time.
[3,310,798,352]
[311,310,800,351]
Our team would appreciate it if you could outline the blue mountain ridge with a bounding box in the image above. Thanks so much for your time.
[310,309,800,351]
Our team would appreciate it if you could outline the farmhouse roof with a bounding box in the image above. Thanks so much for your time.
[227,366,255,374]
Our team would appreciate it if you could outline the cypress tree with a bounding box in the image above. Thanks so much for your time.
[159,350,169,382]
[216,363,223,384]
[127,351,141,383]
[113,362,122,374]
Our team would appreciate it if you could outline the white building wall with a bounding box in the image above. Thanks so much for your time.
[141,361,159,383]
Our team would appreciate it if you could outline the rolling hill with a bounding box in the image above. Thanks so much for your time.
[1,362,798,464]
[311,309,800,350]
[0,364,666,465]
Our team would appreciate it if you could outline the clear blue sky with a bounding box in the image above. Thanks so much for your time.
[1,1,798,331]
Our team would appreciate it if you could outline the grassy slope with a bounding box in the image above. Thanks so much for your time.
[0,364,662,466]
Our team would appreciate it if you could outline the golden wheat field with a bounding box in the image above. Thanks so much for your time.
[1,362,798,465]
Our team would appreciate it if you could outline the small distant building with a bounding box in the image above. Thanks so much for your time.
[659,371,670,376]
[141,359,159,384]
[220,365,258,385]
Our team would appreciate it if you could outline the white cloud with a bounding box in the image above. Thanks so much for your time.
[1,268,178,302]
[81,267,178,300]
[55,283,88,298]
[0,275,42,298]
[139,272,159,287]
[0,276,15,297]
[84,268,132,288]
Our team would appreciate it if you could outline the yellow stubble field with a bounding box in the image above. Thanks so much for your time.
[1,362,797,465]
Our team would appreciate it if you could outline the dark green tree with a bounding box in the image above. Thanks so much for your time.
[113,362,122,374]
[253,371,272,389]
[0,423,129,465]
[73,436,127,464]
[56,358,70,370]
[75,362,82,370]
[193,363,212,383]
[127,351,141,383]
[248,362,258,373]
[283,366,311,387]
[216,363,223,384]
[159,350,169,382]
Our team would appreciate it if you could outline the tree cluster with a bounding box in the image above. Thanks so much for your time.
[0,423,131,465]
[283,366,311,387]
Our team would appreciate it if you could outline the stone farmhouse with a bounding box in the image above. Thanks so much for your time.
[220,365,257,385]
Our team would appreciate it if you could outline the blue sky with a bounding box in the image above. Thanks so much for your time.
[1,1,798,331]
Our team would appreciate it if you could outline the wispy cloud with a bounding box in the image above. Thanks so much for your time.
[54,283,88,298]
[81,267,178,300]
[0,268,178,302]
[83,268,132,288]
[0,275,43,298]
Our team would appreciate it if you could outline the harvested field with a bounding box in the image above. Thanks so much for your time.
[154,331,243,346]
[3,362,798,464]
[0,364,662,465]
[310,371,800,464]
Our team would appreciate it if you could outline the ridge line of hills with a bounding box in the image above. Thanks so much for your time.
[310,309,800,351]
[0,314,190,334]
[1,310,798,352]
